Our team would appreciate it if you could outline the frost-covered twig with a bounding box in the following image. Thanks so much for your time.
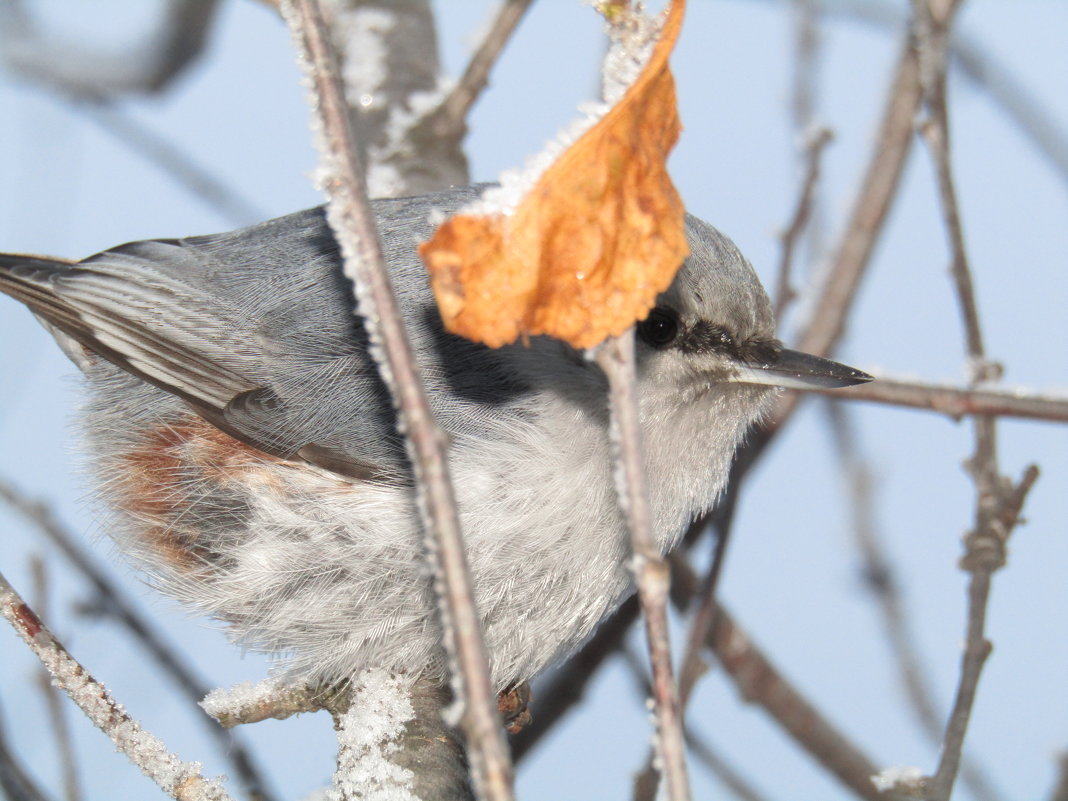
[280,2,513,799]
[0,571,232,801]
[330,671,417,801]
[595,331,691,801]
[200,679,323,728]
[331,675,473,801]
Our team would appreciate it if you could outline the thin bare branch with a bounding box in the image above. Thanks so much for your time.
[814,374,1068,424]
[0,0,220,96]
[595,331,691,801]
[78,99,264,226]
[280,1,513,798]
[710,606,888,801]
[789,0,820,133]
[826,402,1006,801]
[0,700,58,801]
[907,3,1044,798]
[926,464,1039,801]
[0,572,233,801]
[620,644,771,801]
[683,730,773,801]
[1048,752,1068,801]
[769,21,923,433]
[914,0,983,367]
[757,0,1068,185]
[775,125,834,320]
[0,478,280,801]
[433,0,535,139]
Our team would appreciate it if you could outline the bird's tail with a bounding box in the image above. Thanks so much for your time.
[0,252,96,371]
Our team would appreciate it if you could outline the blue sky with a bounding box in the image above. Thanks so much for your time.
[0,2,1065,799]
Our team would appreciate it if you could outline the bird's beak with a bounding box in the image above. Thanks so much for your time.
[731,348,872,390]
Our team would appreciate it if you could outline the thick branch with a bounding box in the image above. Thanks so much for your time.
[323,0,467,196]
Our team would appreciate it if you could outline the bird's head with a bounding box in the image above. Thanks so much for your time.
[635,215,870,410]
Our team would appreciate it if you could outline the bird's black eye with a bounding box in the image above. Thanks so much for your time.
[637,307,679,348]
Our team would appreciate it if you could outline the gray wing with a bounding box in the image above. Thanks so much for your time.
[0,185,532,481]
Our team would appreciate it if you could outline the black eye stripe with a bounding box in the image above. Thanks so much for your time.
[672,320,781,363]
[638,309,781,361]
[674,320,733,355]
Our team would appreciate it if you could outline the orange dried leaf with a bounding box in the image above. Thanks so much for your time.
[420,0,688,349]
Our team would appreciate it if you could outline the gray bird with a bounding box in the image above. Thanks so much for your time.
[0,185,869,690]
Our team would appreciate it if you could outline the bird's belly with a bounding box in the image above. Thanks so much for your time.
[94,408,641,689]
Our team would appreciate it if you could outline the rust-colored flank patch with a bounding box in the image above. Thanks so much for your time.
[115,416,272,573]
